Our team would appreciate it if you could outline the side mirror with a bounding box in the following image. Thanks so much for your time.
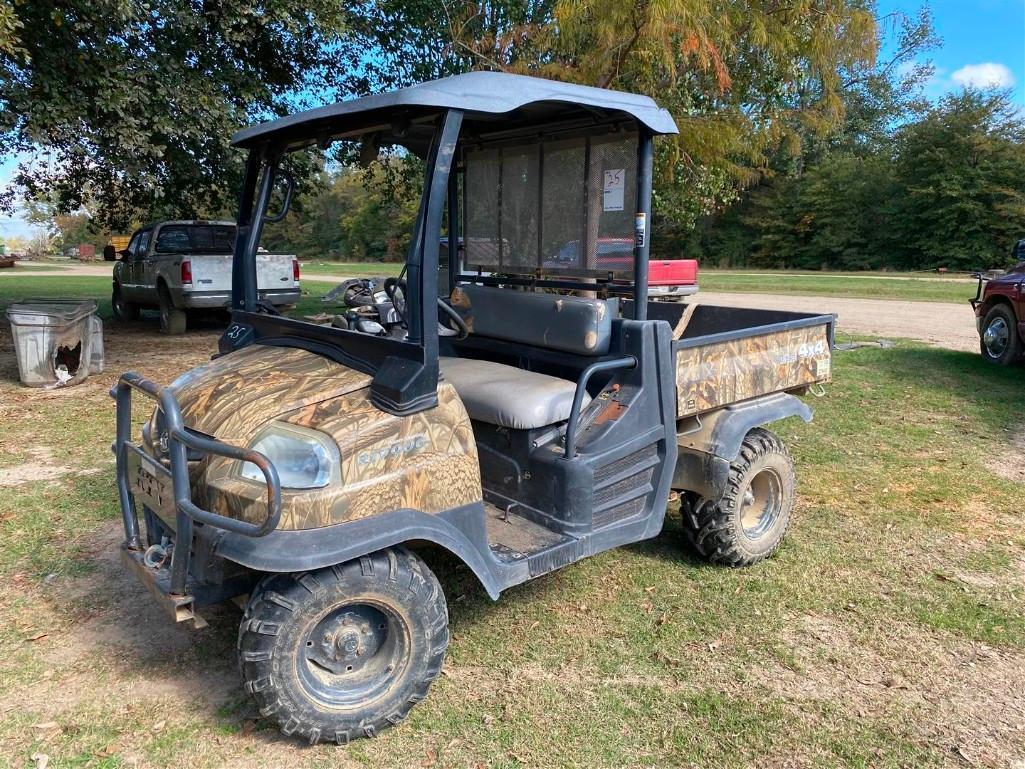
[103,245,117,262]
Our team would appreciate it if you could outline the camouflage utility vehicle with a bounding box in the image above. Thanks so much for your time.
[113,73,834,744]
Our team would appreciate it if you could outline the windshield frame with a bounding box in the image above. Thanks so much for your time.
[226,109,463,416]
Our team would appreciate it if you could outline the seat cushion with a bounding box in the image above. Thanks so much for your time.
[441,356,589,430]
[450,284,616,356]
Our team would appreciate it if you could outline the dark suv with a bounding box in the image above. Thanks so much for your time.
[972,239,1025,365]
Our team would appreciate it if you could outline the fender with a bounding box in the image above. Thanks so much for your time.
[214,502,509,600]
[673,392,812,500]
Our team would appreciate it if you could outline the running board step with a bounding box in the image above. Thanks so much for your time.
[485,503,571,564]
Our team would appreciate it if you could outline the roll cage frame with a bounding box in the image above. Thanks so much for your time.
[224,95,660,417]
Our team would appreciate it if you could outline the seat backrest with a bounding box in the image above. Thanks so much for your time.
[450,284,615,356]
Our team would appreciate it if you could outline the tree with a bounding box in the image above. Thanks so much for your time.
[0,1,348,230]
[337,1,881,232]
[262,160,421,262]
[889,90,1025,270]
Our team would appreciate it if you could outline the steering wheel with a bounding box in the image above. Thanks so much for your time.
[384,277,469,341]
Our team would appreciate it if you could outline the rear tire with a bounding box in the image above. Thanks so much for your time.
[158,283,187,335]
[111,283,140,322]
[681,427,795,567]
[238,548,449,744]
[980,304,1022,365]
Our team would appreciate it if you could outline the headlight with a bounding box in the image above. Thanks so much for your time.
[240,422,340,489]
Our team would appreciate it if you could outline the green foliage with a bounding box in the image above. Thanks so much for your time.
[338,0,881,233]
[889,90,1025,269]
[262,161,421,262]
[0,0,348,230]
[706,90,1025,271]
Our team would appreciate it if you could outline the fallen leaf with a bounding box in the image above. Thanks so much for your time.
[952,744,975,765]
[33,722,59,733]
[153,720,166,732]
[30,753,49,769]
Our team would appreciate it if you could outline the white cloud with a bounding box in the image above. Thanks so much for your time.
[951,62,1016,89]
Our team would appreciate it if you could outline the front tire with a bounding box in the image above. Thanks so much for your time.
[238,548,449,744]
[980,304,1022,365]
[681,428,795,567]
[158,283,187,335]
[111,283,140,322]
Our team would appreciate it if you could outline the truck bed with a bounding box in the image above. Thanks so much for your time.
[629,301,835,417]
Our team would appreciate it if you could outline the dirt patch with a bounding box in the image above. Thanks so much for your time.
[985,429,1025,484]
[0,447,82,487]
[692,292,979,353]
[0,523,242,717]
[755,613,1025,767]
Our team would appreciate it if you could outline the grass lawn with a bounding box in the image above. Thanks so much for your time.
[0,274,1023,766]
[298,261,404,279]
[3,260,981,303]
[296,261,977,303]
[0,275,342,323]
[698,271,977,303]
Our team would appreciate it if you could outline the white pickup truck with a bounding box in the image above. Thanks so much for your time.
[111,220,300,334]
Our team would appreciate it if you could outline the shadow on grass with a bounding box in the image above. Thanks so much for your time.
[834,343,1022,435]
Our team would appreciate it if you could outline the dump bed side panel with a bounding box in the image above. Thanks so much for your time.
[675,323,831,417]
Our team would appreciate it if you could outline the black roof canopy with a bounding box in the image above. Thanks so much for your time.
[232,72,679,150]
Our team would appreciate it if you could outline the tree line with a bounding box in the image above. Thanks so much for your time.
[2,2,1023,270]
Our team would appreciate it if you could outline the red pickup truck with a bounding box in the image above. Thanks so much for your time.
[972,241,1025,365]
[648,258,699,298]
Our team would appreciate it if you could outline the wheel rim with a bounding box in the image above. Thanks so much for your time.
[298,602,410,708]
[739,468,783,539]
[983,317,1010,357]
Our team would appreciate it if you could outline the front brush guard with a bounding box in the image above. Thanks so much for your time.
[111,372,281,619]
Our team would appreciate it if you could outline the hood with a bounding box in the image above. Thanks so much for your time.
[988,263,1025,284]
[168,345,372,440]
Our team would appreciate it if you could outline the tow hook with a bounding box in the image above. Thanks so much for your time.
[143,537,173,569]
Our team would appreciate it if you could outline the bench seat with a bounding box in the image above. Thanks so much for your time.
[440,356,590,430]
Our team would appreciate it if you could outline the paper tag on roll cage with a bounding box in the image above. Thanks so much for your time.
[634,213,646,249]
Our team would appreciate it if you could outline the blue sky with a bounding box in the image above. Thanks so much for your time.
[2,1,1023,241]
[877,0,1024,105]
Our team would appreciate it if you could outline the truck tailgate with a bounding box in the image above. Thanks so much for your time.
[649,259,698,286]
[631,301,834,417]
[256,253,298,292]
[184,254,298,293]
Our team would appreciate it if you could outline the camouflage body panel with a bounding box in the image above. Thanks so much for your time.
[150,345,482,531]
[168,344,372,438]
[201,382,481,530]
[675,324,831,417]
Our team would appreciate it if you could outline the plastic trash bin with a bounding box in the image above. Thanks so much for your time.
[88,314,105,375]
[6,299,100,387]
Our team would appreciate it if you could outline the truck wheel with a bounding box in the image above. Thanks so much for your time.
[158,284,187,335]
[980,304,1022,365]
[238,548,449,744]
[681,428,795,567]
[111,283,140,322]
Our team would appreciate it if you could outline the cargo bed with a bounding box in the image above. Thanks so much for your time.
[628,301,835,418]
